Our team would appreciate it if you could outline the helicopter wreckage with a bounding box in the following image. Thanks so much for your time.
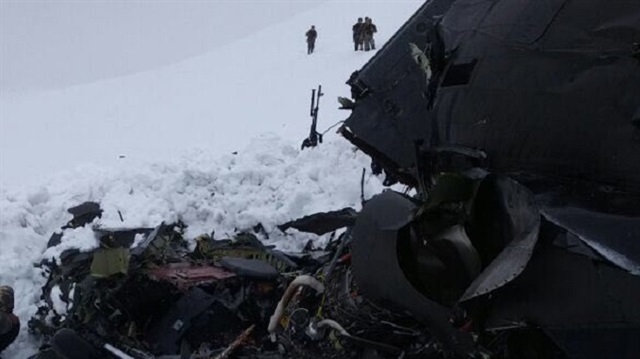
[26,0,640,358]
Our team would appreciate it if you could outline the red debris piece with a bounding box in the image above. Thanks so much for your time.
[145,262,236,290]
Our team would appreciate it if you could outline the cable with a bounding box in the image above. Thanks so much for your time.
[320,120,345,136]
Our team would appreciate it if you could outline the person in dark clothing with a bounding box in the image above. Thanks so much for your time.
[352,18,364,51]
[369,18,378,50]
[363,17,378,51]
[305,25,318,54]
[0,286,19,354]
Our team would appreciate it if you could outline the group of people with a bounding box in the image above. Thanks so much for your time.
[352,17,377,51]
[304,17,378,55]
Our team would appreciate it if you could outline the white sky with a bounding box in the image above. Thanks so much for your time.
[0,0,327,93]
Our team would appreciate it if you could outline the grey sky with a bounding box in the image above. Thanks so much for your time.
[0,0,324,93]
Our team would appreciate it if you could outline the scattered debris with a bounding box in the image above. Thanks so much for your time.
[28,207,322,358]
[213,324,255,359]
[25,1,640,359]
[277,208,357,235]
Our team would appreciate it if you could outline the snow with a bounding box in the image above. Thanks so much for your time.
[1,1,328,93]
[0,1,421,357]
[1,1,422,189]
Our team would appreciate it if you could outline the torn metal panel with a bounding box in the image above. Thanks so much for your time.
[67,202,101,218]
[129,222,188,262]
[90,247,130,278]
[277,208,358,235]
[505,0,567,45]
[147,287,217,354]
[64,202,103,229]
[47,232,63,248]
[93,226,154,248]
[430,225,482,289]
[460,175,540,302]
[541,206,640,275]
[351,191,474,356]
[343,0,457,180]
[195,233,299,273]
[552,230,605,261]
[219,257,279,280]
[480,244,640,359]
[144,263,236,290]
[130,222,165,257]
[59,250,93,277]
[343,0,640,193]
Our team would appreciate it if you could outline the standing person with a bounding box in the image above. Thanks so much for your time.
[305,25,318,54]
[363,17,378,51]
[0,286,19,353]
[362,17,372,51]
[368,17,378,50]
[352,17,364,51]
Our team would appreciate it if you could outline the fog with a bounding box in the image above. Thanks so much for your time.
[0,0,325,93]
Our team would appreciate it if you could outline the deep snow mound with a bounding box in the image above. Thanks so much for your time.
[0,135,394,358]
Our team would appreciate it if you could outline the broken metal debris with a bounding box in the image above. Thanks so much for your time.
[144,263,236,291]
[276,208,357,235]
[300,85,324,150]
[25,1,640,359]
[341,0,640,194]
[214,324,256,359]
[28,206,315,359]
[46,201,104,248]
[331,0,640,357]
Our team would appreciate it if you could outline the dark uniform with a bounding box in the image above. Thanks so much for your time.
[0,286,19,354]
[352,18,364,51]
[363,17,378,51]
[306,26,318,54]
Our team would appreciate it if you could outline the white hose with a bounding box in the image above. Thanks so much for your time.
[316,319,350,336]
[103,343,136,359]
[268,275,325,341]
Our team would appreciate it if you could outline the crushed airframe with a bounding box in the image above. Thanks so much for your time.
[334,0,640,358]
[28,1,640,358]
[29,203,297,358]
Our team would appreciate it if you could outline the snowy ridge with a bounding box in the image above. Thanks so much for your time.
[0,135,395,358]
[1,1,422,188]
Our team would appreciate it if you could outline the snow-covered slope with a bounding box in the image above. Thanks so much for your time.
[1,1,421,189]
[0,1,327,93]
[0,135,396,358]
[0,1,422,357]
